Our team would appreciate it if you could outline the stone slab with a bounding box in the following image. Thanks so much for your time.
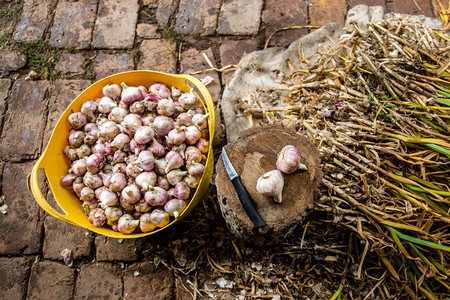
[49,0,98,49]
[219,39,258,85]
[27,261,75,300]
[391,0,434,17]
[0,80,50,162]
[0,162,43,254]
[95,236,139,261]
[123,261,174,299]
[174,0,220,36]
[218,0,263,35]
[138,39,176,72]
[13,0,57,43]
[44,80,91,149]
[0,79,11,129]
[262,0,309,47]
[180,47,221,102]
[136,23,160,39]
[0,257,32,300]
[43,212,93,260]
[92,0,139,49]
[156,0,178,28]
[74,263,122,300]
[309,0,347,27]
[93,53,134,80]
[54,53,86,75]
[0,51,27,74]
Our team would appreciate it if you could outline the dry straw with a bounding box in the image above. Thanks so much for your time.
[238,15,450,299]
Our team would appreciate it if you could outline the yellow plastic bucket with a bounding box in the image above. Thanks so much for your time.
[30,70,215,238]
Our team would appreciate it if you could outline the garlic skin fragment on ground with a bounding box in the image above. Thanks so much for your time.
[61,248,73,267]
[256,170,284,203]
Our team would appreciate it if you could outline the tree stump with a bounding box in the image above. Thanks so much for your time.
[215,124,322,245]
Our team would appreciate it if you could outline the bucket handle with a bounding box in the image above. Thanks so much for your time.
[30,155,78,227]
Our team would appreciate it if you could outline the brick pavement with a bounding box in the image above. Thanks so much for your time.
[0,0,440,298]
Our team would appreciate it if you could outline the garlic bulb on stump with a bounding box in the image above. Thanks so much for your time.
[256,170,284,203]
[276,145,307,174]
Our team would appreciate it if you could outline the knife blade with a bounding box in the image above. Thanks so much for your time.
[221,147,267,227]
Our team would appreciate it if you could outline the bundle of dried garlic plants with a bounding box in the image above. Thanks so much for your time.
[237,16,450,299]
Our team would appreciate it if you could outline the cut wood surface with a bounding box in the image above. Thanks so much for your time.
[215,124,322,244]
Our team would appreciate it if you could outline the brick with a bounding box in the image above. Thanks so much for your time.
[0,80,50,162]
[0,79,11,129]
[0,50,27,74]
[156,0,178,28]
[93,53,134,80]
[43,212,93,260]
[95,236,139,261]
[74,263,122,300]
[391,0,433,17]
[123,261,174,299]
[262,0,309,47]
[0,162,43,254]
[174,0,220,36]
[180,47,221,102]
[348,0,385,9]
[136,23,160,39]
[219,39,257,85]
[49,0,98,49]
[43,80,91,149]
[138,39,176,72]
[309,0,347,27]
[0,257,31,300]
[27,261,75,300]
[54,53,86,75]
[218,0,263,35]
[92,0,139,49]
[13,0,57,43]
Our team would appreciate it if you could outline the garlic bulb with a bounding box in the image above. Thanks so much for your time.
[256,170,284,203]
[105,206,123,225]
[88,208,107,227]
[117,214,139,234]
[276,145,307,174]
[102,83,122,100]
[139,213,157,233]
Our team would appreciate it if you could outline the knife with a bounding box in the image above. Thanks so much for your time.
[221,147,267,227]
